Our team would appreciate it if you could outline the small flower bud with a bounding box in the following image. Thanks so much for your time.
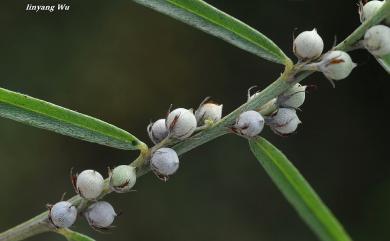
[278,84,307,109]
[110,165,137,193]
[318,51,357,81]
[293,29,324,60]
[360,1,384,23]
[268,108,301,135]
[195,99,223,125]
[147,119,168,144]
[49,201,77,228]
[76,170,104,200]
[233,110,265,137]
[150,148,179,180]
[364,25,390,57]
[166,108,197,139]
[84,201,117,228]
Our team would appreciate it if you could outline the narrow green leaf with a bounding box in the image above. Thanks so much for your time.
[249,137,352,241]
[0,87,147,151]
[376,54,390,74]
[57,229,95,241]
[132,0,290,65]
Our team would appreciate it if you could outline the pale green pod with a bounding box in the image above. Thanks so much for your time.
[110,165,137,193]
[278,84,307,109]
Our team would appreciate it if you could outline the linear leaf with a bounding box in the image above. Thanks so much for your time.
[57,229,95,241]
[376,53,390,74]
[249,137,352,241]
[132,0,290,65]
[0,87,146,151]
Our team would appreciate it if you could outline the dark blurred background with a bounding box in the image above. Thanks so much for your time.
[0,0,389,240]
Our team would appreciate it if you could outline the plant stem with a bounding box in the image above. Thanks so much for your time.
[0,213,50,241]
[1,3,388,241]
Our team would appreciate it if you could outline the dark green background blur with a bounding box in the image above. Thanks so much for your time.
[0,0,389,241]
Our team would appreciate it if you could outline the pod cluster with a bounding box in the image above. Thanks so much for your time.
[48,165,137,230]
[359,1,390,58]
[236,83,305,138]
[147,99,223,181]
[293,29,357,84]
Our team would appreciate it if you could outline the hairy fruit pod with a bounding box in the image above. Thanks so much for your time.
[318,51,357,81]
[293,29,324,60]
[195,101,223,126]
[150,147,179,180]
[364,25,390,57]
[84,201,117,228]
[233,111,265,137]
[76,170,104,200]
[166,108,197,139]
[147,119,168,144]
[110,165,137,193]
[49,201,77,228]
[268,108,301,135]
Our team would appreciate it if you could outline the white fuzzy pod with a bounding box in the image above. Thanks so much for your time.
[110,165,137,193]
[269,108,301,135]
[319,51,357,80]
[147,119,168,144]
[50,201,77,228]
[195,103,223,125]
[150,148,179,176]
[85,201,117,228]
[166,108,197,139]
[278,84,307,109]
[76,170,104,200]
[293,29,324,60]
[234,111,265,137]
[364,25,390,57]
[360,1,384,22]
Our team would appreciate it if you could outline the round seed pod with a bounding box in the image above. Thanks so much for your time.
[84,201,117,228]
[150,148,179,178]
[49,201,77,228]
[76,170,104,200]
[319,51,357,80]
[166,108,197,139]
[234,111,265,137]
[147,119,168,144]
[268,108,301,135]
[195,102,223,125]
[278,84,307,109]
[110,165,137,193]
[364,25,390,57]
[360,1,384,23]
[293,29,324,60]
